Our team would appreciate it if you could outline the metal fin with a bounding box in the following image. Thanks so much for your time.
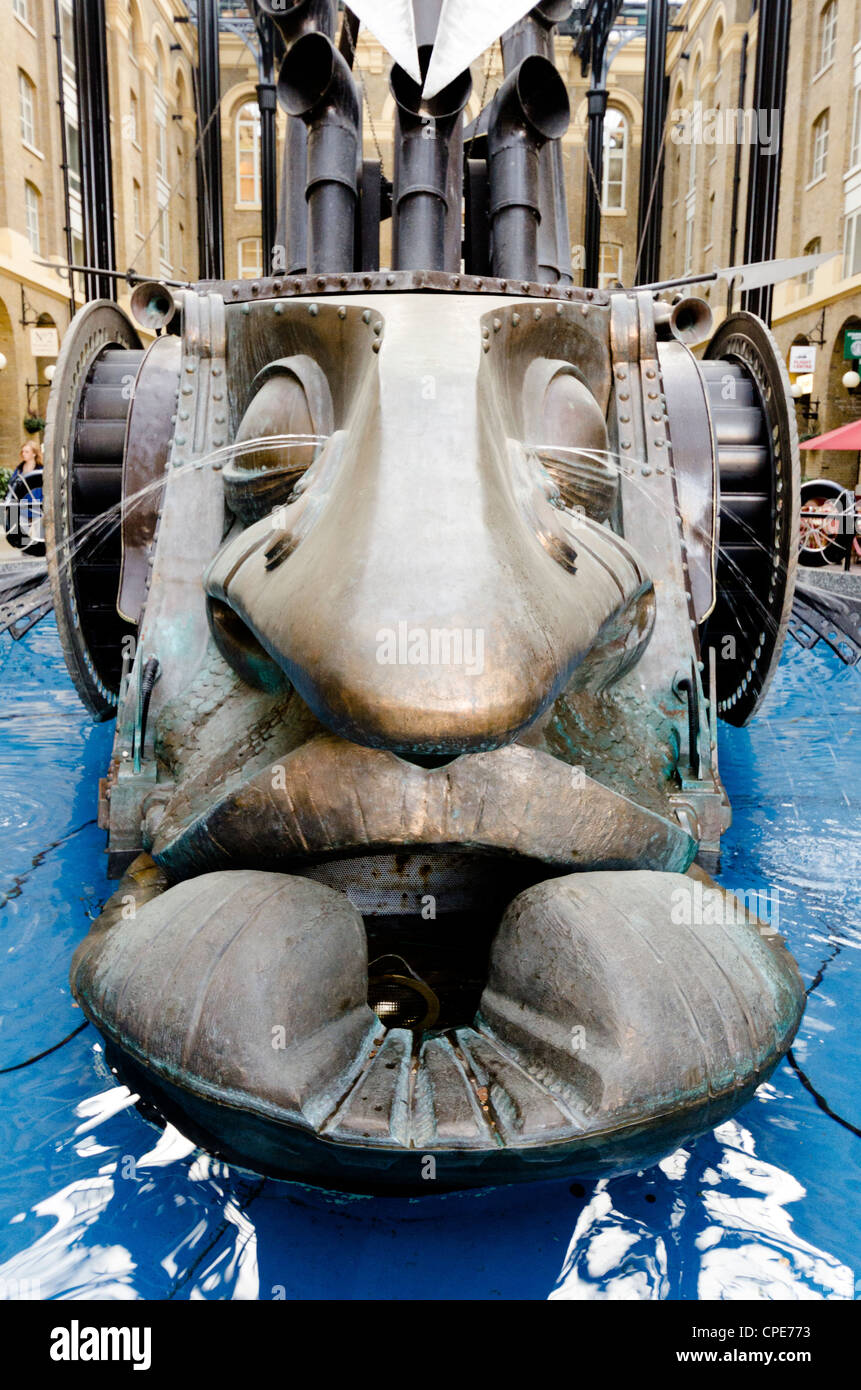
[348,0,421,84]
[422,0,536,99]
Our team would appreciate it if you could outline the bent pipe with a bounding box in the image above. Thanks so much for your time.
[487,55,570,283]
[257,2,337,278]
[279,32,360,274]
[256,0,336,44]
[501,4,574,284]
[390,50,472,272]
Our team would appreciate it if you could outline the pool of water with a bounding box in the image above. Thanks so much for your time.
[0,618,858,1300]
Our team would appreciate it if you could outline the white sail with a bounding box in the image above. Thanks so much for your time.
[348,0,421,83]
[422,0,537,98]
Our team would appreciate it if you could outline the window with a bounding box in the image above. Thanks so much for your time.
[684,213,694,274]
[238,237,263,279]
[852,84,861,169]
[236,103,261,205]
[818,2,838,73]
[155,116,167,180]
[13,0,29,22]
[602,108,627,211]
[60,1,74,69]
[128,91,138,145]
[132,179,142,234]
[802,237,821,295]
[845,210,861,278]
[159,207,170,267]
[66,119,80,195]
[18,71,36,148]
[810,110,829,182]
[598,243,622,289]
[24,182,40,254]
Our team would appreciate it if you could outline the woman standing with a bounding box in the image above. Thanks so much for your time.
[3,440,45,555]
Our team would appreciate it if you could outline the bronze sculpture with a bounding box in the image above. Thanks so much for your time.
[42,0,804,1192]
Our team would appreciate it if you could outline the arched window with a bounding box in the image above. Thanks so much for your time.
[24,182,40,254]
[818,1,838,74]
[803,237,821,295]
[238,237,263,279]
[236,103,261,206]
[810,110,829,182]
[602,108,627,211]
[18,70,36,147]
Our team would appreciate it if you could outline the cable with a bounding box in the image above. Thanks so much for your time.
[0,1021,90,1075]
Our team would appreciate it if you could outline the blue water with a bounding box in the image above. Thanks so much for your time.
[0,618,858,1300]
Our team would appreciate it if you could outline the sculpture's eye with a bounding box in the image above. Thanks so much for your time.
[523,360,618,523]
[223,355,333,525]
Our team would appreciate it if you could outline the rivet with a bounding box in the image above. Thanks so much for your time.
[621,441,631,450]
[362,309,371,324]
[521,282,529,292]
[512,313,520,326]
[251,281,260,294]
[499,280,507,291]
[386,274,395,286]
[483,341,490,352]
[212,390,223,400]
[212,366,222,377]
[655,438,665,448]
[338,305,347,319]
[652,412,662,422]
[317,276,326,289]
[176,434,186,446]
[242,303,251,314]
[619,392,630,402]
[273,280,283,292]
[181,384,193,396]
[179,409,189,421]
[533,308,542,320]
[373,320,382,334]
[185,363,195,374]
[309,303,319,316]
[372,339,381,353]
[214,413,225,424]
[452,275,461,288]
[645,368,657,379]
[274,302,283,315]
[616,366,627,379]
[231,284,240,296]
[642,466,652,477]
[340,275,349,287]
[493,318,502,332]
[482,327,490,340]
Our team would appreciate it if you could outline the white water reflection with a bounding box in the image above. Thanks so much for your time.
[550,1119,854,1301]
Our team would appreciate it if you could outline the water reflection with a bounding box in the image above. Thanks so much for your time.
[551,1117,853,1301]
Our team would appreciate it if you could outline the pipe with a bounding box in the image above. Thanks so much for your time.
[742,0,790,323]
[195,0,224,280]
[727,33,748,315]
[636,0,669,287]
[257,0,335,43]
[487,55,569,283]
[279,32,360,273]
[500,3,573,284]
[71,0,116,300]
[390,48,471,272]
[259,1,335,277]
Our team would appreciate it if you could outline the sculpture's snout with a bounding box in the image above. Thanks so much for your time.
[207,297,653,755]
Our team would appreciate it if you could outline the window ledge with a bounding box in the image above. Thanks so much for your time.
[845,162,861,181]
[602,207,627,217]
[812,60,835,83]
[14,15,37,38]
[235,202,262,212]
[22,141,44,161]
[806,174,828,192]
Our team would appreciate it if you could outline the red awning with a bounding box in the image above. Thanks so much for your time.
[800,419,861,450]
